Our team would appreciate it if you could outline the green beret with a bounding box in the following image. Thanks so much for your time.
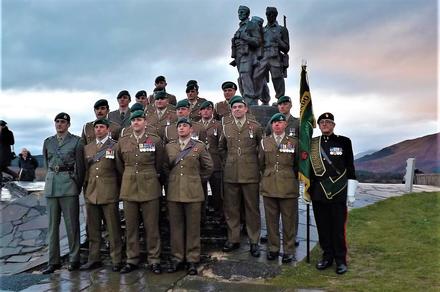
[229,95,246,107]
[135,90,147,98]
[318,112,334,123]
[154,90,168,100]
[130,110,145,121]
[176,99,190,109]
[117,90,130,99]
[94,99,109,109]
[54,112,70,122]
[93,118,110,127]
[200,100,214,110]
[277,96,292,105]
[130,102,144,112]
[221,81,237,90]
[176,117,192,127]
[270,113,287,124]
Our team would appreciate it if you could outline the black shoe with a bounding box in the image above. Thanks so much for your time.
[282,254,296,263]
[42,264,61,274]
[336,264,348,275]
[266,251,279,261]
[79,261,102,271]
[150,263,162,274]
[120,263,138,274]
[167,261,184,273]
[187,263,198,275]
[112,263,122,272]
[260,234,268,244]
[316,259,333,270]
[250,244,260,257]
[68,262,80,271]
[222,241,240,252]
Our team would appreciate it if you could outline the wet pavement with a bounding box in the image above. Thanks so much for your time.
[0,182,438,291]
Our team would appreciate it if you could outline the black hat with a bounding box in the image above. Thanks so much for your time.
[186,84,198,93]
[135,90,147,98]
[117,90,131,99]
[317,112,335,123]
[94,99,109,109]
[154,90,168,100]
[155,75,166,83]
[200,100,214,110]
[176,117,192,127]
[270,113,287,124]
[93,118,110,127]
[186,80,198,87]
[0,120,7,126]
[54,112,70,122]
[130,102,145,112]
[221,81,238,90]
[277,96,291,105]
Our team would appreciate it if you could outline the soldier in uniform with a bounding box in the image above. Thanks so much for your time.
[108,90,131,128]
[147,75,177,106]
[259,113,298,263]
[120,103,158,138]
[135,90,149,108]
[231,6,261,106]
[42,113,85,274]
[115,110,164,274]
[185,81,207,122]
[81,118,122,271]
[164,118,213,275]
[164,100,206,144]
[82,99,121,144]
[214,81,237,121]
[145,90,178,139]
[199,101,223,216]
[310,112,356,275]
[219,96,263,257]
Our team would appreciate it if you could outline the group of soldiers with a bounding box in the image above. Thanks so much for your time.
[41,75,356,276]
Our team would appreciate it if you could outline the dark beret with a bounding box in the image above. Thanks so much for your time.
[155,75,166,83]
[93,118,110,127]
[154,90,168,100]
[270,113,287,124]
[186,80,198,87]
[0,120,7,126]
[130,102,145,112]
[277,96,291,105]
[94,99,109,109]
[130,110,145,121]
[200,100,214,110]
[176,99,191,109]
[186,84,198,93]
[318,112,335,123]
[117,90,130,99]
[176,117,192,127]
[229,95,246,107]
[135,90,147,98]
[54,112,70,122]
[221,81,238,90]
[266,7,278,14]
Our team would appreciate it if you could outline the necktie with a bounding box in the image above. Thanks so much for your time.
[158,111,163,119]
[180,142,186,150]
[237,121,242,128]
[120,112,125,121]
[57,137,63,146]
[97,142,103,149]
[276,136,282,146]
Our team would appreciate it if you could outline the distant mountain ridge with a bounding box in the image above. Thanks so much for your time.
[354,149,377,160]
[355,132,439,174]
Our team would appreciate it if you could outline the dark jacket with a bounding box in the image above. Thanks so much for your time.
[18,153,39,181]
[0,126,15,168]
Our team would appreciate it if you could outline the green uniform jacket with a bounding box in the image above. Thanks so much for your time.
[164,139,213,203]
[43,132,85,197]
[219,116,262,183]
[115,132,163,202]
[203,119,223,172]
[259,135,299,198]
[164,121,207,144]
[84,139,120,204]
[81,120,121,144]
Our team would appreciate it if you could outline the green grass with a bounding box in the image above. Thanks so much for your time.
[269,192,440,292]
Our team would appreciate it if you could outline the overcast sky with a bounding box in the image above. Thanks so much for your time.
[1,0,438,156]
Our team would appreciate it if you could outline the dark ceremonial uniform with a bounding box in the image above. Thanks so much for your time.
[83,137,122,266]
[310,133,356,266]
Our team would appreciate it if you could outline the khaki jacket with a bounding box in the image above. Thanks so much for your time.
[201,119,223,171]
[259,135,299,198]
[145,106,178,139]
[81,120,121,145]
[120,124,159,138]
[116,132,163,202]
[84,139,120,204]
[164,139,213,202]
[214,100,230,121]
[189,97,207,122]
[219,116,262,183]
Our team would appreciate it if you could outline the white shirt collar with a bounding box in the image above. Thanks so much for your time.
[96,135,109,145]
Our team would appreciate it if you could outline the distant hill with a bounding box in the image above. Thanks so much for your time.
[355,132,439,174]
[354,149,377,160]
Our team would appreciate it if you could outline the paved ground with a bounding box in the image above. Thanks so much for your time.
[0,182,438,291]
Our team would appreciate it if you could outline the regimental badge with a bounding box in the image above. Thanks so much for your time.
[330,147,343,155]
[288,128,296,137]
[105,148,115,159]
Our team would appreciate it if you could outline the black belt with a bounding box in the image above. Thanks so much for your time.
[50,165,74,172]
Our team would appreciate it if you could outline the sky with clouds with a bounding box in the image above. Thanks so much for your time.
[1,0,438,156]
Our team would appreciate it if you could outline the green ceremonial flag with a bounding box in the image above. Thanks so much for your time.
[298,65,316,202]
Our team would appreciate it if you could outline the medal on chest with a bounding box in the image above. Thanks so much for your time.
[279,141,295,153]
[248,125,254,139]
[329,147,343,155]
[139,137,156,152]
